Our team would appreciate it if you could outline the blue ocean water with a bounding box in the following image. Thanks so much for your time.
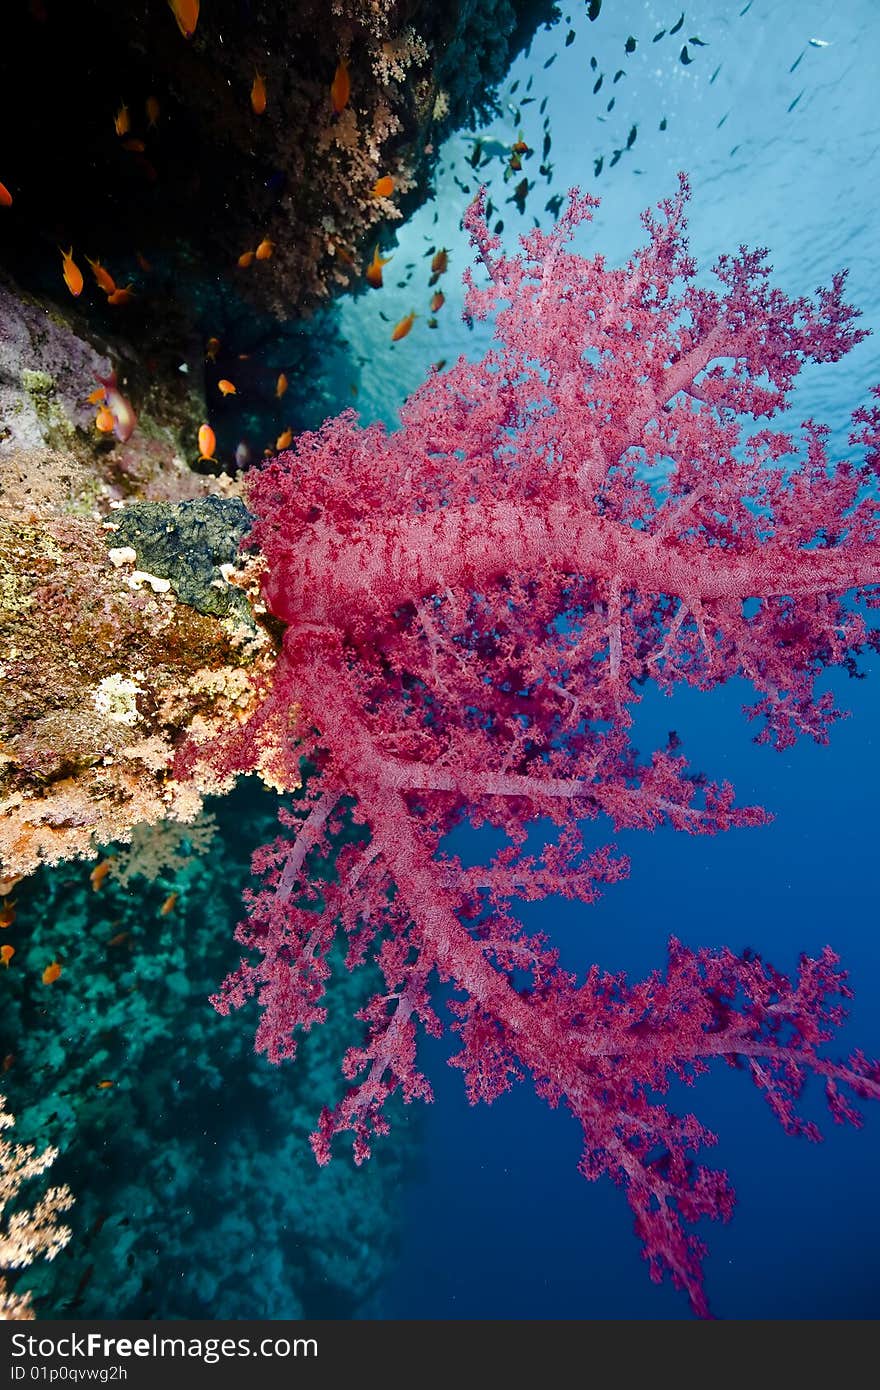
[332,0,880,1319]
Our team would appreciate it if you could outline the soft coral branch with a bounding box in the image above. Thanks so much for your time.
[192,181,880,1316]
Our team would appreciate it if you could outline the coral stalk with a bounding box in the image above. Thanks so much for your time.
[196,177,880,1315]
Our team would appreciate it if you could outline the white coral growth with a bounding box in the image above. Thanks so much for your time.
[0,1094,74,1320]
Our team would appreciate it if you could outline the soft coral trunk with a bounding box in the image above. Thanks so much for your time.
[194,177,880,1315]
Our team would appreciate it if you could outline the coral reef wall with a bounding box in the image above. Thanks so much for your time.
[0,0,557,319]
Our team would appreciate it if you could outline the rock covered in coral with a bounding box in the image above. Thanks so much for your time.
[0,452,275,879]
[0,274,226,500]
[112,496,255,624]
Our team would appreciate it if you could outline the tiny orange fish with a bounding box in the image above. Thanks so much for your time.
[275,427,293,450]
[275,371,288,398]
[0,875,22,896]
[2,1053,13,1072]
[87,385,107,405]
[145,96,160,127]
[430,291,445,312]
[218,379,237,396]
[237,250,254,268]
[114,103,131,137]
[95,405,115,433]
[0,181,13,208]
[0,945,14,968]
[159,892,178,916]
[42,960,62,985]
[86,256,116,295]
[431,247,448,275]
[106,932,130,948]
[205,336,220,361]
[123,138,146,153]
[330,57,350,114]
[251,72,267,115]
[90,858,113,891]
[391,310,416,342]
[366,245,391,289]
[96,1080,115,1089]
[60,246,83,297]
[168,0,199,38]
[198,423,216,461]
[0,900,14,929]
[371,175,394,198]
[255,238,274,261]
[95,371,137,442]
[106,284,135,306]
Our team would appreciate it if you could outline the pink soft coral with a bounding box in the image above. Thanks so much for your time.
[185,177,880,1315]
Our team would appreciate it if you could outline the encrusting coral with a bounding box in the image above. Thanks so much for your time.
[0,450,278,880]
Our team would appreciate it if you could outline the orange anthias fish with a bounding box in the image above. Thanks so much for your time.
[198,423,216,461]
[106,284,135,306]
[60,246,83,297]
[90,858,113,891]
[251,72,267,115]
[275,372,288,398]
[431,247,448,275]
[123,138,146,154]
[106,931,130,948]
[1,945,14,968]
[391,310,416,342]
[275,427,293,450]
[145,96,160,128]
[86,256,116,295]
[237,250,254,268]
[205,336,220,361]
[217,379,237,396]
[95,372,137,441]
[0,900,14,929]
[255,238,274,261]
[96,1080,115,1089]
[114,103,131,137]
[159,892,178,916]
[95,405,115,433]
[365,244,391,289]
[42,960,62,984]
[430,290,445,312]
[330,57,350,114]
[371,175,394,198]
[0,181,12,208]
[168,0,199,39]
